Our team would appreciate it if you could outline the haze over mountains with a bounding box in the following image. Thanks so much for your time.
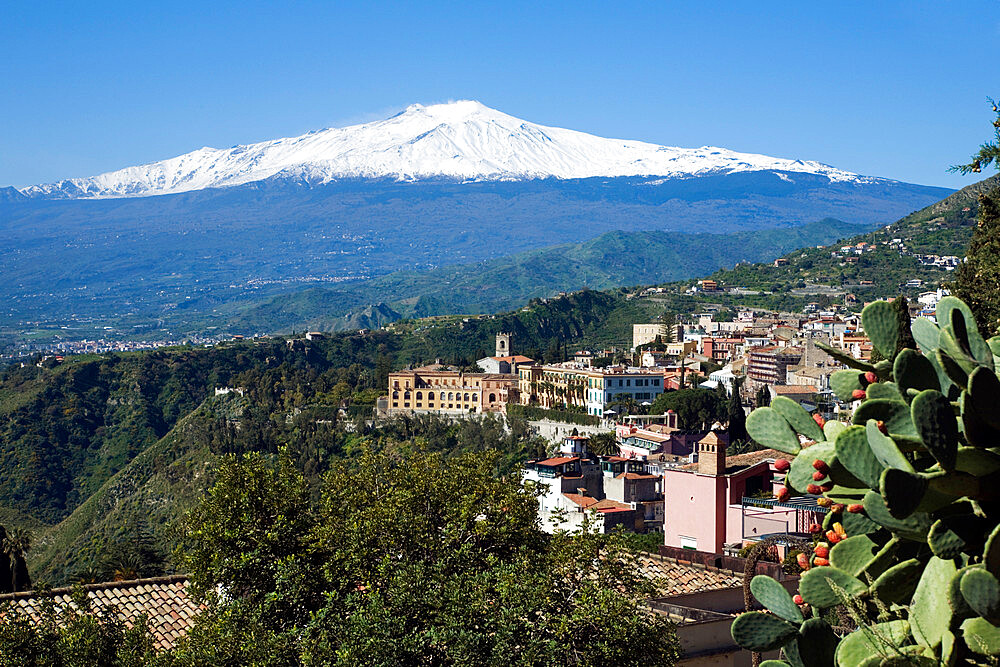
[1,101,952,344]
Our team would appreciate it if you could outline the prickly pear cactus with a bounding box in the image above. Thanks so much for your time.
[737,296,1000,665]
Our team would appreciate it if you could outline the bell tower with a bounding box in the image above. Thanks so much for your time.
[495,332,511,357]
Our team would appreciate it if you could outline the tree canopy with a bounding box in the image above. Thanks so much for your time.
[163,448,681,666]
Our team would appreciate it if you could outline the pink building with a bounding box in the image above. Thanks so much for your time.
[663,434,821,554]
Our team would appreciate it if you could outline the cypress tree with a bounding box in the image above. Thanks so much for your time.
[952,190,1000,336]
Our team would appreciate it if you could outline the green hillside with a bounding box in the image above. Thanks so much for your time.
[691,175,1000,301]
[212,218,873,334]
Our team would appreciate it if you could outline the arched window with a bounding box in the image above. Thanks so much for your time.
[416,391,422,400]
[440,391,446,400]
[392,391,399,399]
[471,393,477,402]
[464,393,470,402]
[489,393,496,403]
[448,392,454,400]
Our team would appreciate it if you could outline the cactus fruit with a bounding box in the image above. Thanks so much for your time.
[729,297,1000,662]
[775,486,789,502]
[831,369,865,401]
[774,458,790,472]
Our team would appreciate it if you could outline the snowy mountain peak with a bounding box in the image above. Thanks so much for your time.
[20,100,871,199]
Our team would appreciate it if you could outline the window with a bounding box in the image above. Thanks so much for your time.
[416,391,422,400]
[448,392,454,400]
[489,393,496,403]
[392,391,399,399]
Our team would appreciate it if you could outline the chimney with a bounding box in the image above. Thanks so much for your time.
[577,487,587,496]
[697,432,727,476]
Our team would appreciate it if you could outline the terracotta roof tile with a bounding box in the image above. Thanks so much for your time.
[631,554,744,595]
[0,575,202,651]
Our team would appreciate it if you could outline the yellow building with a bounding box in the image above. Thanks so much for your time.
[386,369,517,415]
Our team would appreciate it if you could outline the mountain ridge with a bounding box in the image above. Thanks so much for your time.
[21,100,880,200]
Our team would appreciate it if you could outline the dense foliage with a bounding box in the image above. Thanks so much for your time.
[953,189,1000,338]
[735,296,1000,665]
[649,387,728,430]
[160,448,680,666]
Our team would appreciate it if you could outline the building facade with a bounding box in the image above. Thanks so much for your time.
[386,369,517,415]
[518,363,665,417]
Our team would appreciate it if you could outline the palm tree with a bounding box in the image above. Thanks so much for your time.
[0,526,12,594]
[5,527,32,592]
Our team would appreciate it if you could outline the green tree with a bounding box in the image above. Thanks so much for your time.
[0,588,157,666]
[726,376,747,443]
[172,449,681,665]
[952,190,1000,336]
[950,96,1000,336]
[649,388,726,430]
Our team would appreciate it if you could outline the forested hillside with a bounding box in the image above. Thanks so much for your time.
[694,174,1000,300]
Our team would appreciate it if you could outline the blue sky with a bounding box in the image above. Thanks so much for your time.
[2,1,998,189]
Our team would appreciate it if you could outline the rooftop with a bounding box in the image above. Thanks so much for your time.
[0,575,201,651]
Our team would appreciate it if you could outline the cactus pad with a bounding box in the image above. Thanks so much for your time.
[730,611,799,652]
[909,556,957,649]
[829,534,879,576]
[750,575,803,623]
[911,389,958,470]
[771,396,825,442]
[870,558,921,605]
[854,400,917,438]
[961,568,1000,623]
[962,617,1000,656]
[746,407,802,454]
[797,565,866,608]
[834,425,884,489]
[834,620,910,666]
[830,370,864,402]
[893,348,940,398]
[862,301,899,359]
[865,420,914,472]
[969,366,1000,431]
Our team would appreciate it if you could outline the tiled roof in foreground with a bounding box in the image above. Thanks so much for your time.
[0,574,202,651]
[632,553,744,596]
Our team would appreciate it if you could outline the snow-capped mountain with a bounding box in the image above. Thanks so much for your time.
[21,100,871,199]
